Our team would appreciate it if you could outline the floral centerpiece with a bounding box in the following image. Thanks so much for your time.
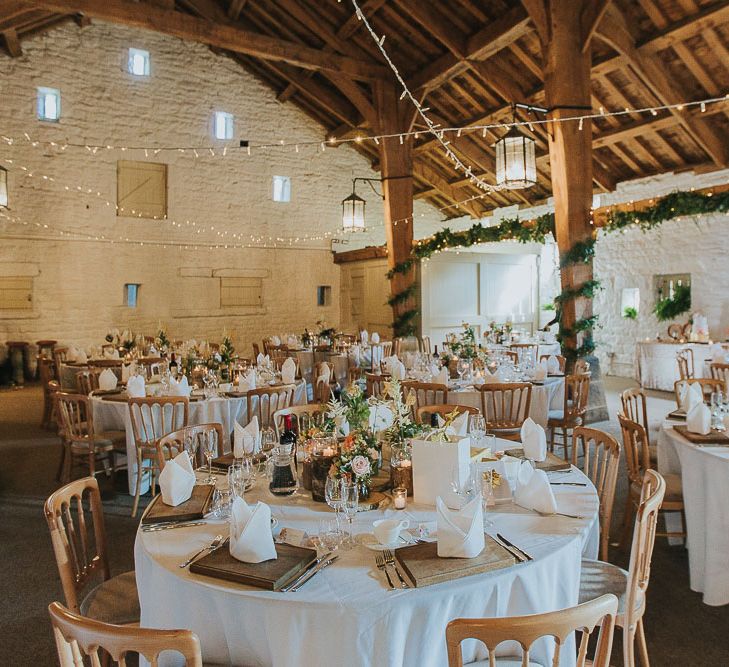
[119,330,137,354]
[445,323,478,359]
[329,430,379,499]
[316,319,336,344]
[378,378,425,448]
[156,328,171,353]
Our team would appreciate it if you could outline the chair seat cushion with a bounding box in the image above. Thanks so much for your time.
[579,559,642,617]
[80,571,140,625]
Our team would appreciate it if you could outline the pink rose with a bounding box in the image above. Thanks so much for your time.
[351,455,371,477]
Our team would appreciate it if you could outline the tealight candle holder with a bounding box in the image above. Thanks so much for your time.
[310,436,338,502]
[393,487,407,510]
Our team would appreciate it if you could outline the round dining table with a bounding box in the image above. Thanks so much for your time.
[91,380,307,495]
[135,447,599,667]
[657,420,729,606]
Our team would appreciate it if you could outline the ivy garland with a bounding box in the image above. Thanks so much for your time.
[387,186,728,354]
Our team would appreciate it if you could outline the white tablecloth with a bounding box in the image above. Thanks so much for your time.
[636,342,713,391]
[657,421,729,606]
[135,452,599,667]
[449,377,565,429]
[92,381,307,495]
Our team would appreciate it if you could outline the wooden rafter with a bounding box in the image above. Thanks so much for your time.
[2,27,22,56]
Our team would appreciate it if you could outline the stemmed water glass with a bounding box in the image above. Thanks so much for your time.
[450,464,479,509]
[456,358,470,383]
[325,475,344,527]
[469,414,486,447]
[202,431,217,485]
[711,390,725,431]
[318,518,342,553]
[340,480,359,548]
[183,428,198,467]
[228,459,252,499]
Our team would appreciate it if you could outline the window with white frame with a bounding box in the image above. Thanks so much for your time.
[272,175,291,203]
[37,87,61,122]
[213,111,234,140]
[127,48,150,77]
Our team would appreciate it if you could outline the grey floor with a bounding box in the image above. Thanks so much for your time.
[1,381,728,666]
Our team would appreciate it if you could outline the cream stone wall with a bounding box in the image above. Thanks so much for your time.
[0,20,444,352]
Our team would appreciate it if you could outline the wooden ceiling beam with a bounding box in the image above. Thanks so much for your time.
[580,0,611,51]
[597,4,729,167]
[227,0,247,20]
[396,0,467,58]
[2,27,22,56]
[412,162,482,219]
[24,0,389,80]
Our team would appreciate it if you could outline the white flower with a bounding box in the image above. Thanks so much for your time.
[351,455,371,477]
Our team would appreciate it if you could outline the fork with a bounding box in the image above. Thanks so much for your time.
[383,549,409,588]
[375,553,395,589]
[179,534,224,568]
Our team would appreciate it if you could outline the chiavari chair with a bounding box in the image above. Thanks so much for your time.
[572,427,621,561]
[45,477,139,625]
[39,356,58,429]
[709,362,729,391]
[273,404,328,440]
[673,378,724,406]
[676,347,694,380]
[365,372,390,399]
[247,385,296,430]
[415,403,479,425]
[128,396,190,517]
[580,469,665,667]
[510,343,539,366]
[548,373,591,460]
[539,353,566,372]
[420,335,432,355]
[620,387,658,463]
[314,361,335,404]
[401,381,449,414]
[475,382,532,441]
[77,369,103,395]
[446,594,618,667]
[49,602,200,666]
[156,423,224,471]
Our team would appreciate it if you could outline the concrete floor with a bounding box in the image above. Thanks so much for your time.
[1,379,727,666]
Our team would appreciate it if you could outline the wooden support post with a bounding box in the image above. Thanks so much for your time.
[529,0,595,359]
[374,82,416,336]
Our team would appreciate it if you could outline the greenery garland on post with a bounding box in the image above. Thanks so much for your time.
[385,186,728,356]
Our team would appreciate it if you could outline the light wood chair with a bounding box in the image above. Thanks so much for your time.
[314,361,335,404]
[572,427,621,561]
[574,358,591,375]
[76,369,103,395]
[53,346,69,372]
[416,403,479,425]
[44,477,140,624]
[270,347,292,371]
[128,396,190,517]
[365,372,390,399]
[548,373,591,460]
[49,601,201,667]
[676,347,694,380]
[252,342,261,359]
[39,357,58,429]
[579,469,666,667]
[420,335,432,355]
[381,341,393,357]
[511,343,539,366]
[618,414,685,547]
[247,385,296,429]
[709,362,729,390]
[56,393,126,484]
[401,381,449,414]
[501,349,519,364]
[539,353,566,372]
[620,387,658,464]
[156,423,224,471]
[273,404,327,440]
[446,594,618,667]
[475,382,532,441]
[673,377,724,406]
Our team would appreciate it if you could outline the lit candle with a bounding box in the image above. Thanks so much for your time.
[322,447,335,457]
[393,487,407,510]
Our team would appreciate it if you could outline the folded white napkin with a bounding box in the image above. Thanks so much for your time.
[513,461,557,514]
[121,362,136,383]
[280,357,297,384]
[98,368,118,391]
[360,330,369,344]
[65,346,78,363]
[234,416,260,458]
[686,401,711,435]
[520,418,547,462]
[238,370,256,391]
[158,451,196,506]
[436,496,485,558]
[287,335,298,347]
[437,410,469,437]
[271,335,281,346]
[317,364,331,386]
[483,368,502,383]
[382,355,398,374]
[148,345,159,356]
[126,374,146,398]
[532,363,547,382]
[679,383,703,413]
[104,347,120,359]
[546,355,561,374]
[391,360,406,381]
[169,374,191,396]
[371,332,380,344]
[76,349,88,364]
[256,353,270,368]
[229,497,277,563]
[434,367,449,385]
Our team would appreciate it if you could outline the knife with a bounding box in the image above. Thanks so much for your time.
[290,554,338,592]
[497,532,533,562]
[141,521,207,532]
[492,534,525,563]
[279,552,333,592]
[550,482,587,486]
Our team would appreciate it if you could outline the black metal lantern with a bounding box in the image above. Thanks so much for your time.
[494,126,536,189]
[341,190,366,232]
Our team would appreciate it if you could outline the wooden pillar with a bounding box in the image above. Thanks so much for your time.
[532,0,595,359]
[374,82,416,336]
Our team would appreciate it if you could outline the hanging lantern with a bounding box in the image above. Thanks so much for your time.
[494,126,536,189]
[0,166,7,208]
[341,190,366,232]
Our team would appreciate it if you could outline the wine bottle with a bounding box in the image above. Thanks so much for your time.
[169,352,178,377]
[280,414,297,446]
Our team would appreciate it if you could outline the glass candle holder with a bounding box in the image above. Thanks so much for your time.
[310,437,338,502]
[390,445,413,496]
[393,486,408,510]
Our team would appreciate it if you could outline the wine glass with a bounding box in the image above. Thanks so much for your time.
[456,358,470,383]
[202,431,217,485]
[325,476,344,525]
[340,480,359,548]
[182,427,198,466]
[318,518,342,552]
[469,414,486,446]
[261,427,277,456]
[228,460,250,499]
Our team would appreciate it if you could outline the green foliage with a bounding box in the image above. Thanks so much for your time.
[623,306,638,320]
[387,283,417,307]
[654,283,691,322]
[220,335,235,364]
[541,303,556,311]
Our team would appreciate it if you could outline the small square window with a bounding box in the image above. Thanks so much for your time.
[37,87,60,122]
[127,48,150,77]
[272,175,291,203]
[317,285,332,307]
[213,111,234,140]
[124,283,140,307]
